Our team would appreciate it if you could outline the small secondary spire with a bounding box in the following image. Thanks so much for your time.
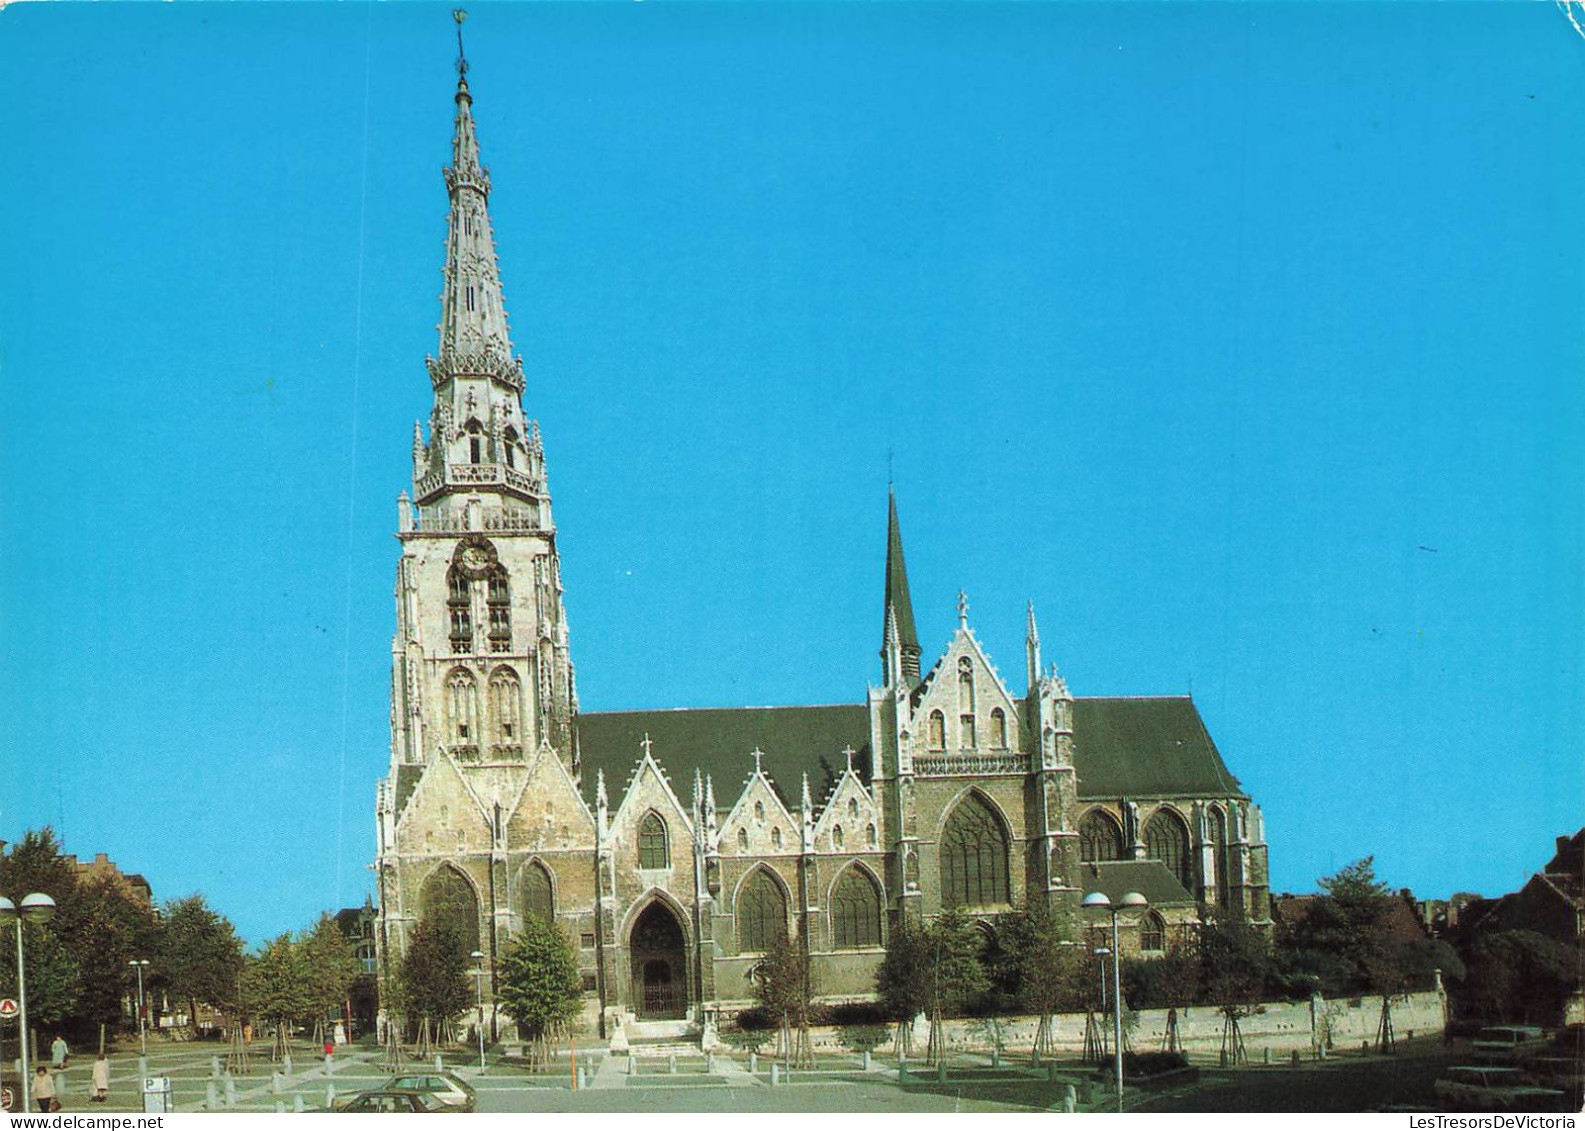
[453,9,470,80]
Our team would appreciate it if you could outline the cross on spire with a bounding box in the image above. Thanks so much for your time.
[842,745,856,774]
[750,747,765,776]
[640,733,653,759]
[957,589,970,627]
[452,9,470,78]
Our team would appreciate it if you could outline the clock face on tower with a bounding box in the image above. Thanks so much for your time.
[456,538,496,577]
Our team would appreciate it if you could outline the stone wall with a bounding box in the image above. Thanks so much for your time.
[770,989,1448,1058]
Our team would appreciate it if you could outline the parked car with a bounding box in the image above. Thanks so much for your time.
[337,1089,458,1113]
[1434,1065,1567,1112]
[1470,1025,1546,1063]
[379,1072,476,1111]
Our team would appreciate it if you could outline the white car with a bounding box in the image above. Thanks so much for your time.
[380,1072,476,1111]
[1434,1066,1565,1112]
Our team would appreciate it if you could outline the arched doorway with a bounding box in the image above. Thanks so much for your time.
[629,900,688,1019]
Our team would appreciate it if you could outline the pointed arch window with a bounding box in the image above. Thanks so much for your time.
[638,812,669,869]
[487,567,511,653]
[990,708,1008,749]
[1140,911,1166,953]
[737,828,749,852]
[1144,809,1193,892]
[1212,807,1232,910]
[832,867,882,949]
[447,669,478,743]
[523,861,554,924]
[957,658,976,711]
[771,827,783,850]
[489,667,520,741]
[736,870,787,953]
[447,567,472,653]
[940,793,1010,909]
[867,823,878,848]
[928,711,946,751]
[421,866,480,951]
[503,426,518,469]
[833,825,845,849]
[847,798,859,820]
[1079,810,1125,862]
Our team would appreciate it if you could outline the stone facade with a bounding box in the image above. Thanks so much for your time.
[374,61,1272,1037]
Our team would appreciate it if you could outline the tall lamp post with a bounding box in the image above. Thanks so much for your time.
[129,959,151,1058]
[1082,890,1148,1114]
[0,893,58,1114]
[469,950,486,1071]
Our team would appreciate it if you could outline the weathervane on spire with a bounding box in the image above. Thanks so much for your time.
[453,9,470,78]
[957,589,970,628]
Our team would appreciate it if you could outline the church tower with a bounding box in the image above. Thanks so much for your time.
[375,27,584,990]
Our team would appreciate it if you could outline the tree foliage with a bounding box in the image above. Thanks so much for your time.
[1464,930,1580,1024]
[1199,912,1270,1019]
[156,894,245,1031]
[1000,903,1089,1017]
[244,934,314,1032]
[496,914,582,1061]
[298,914,360,1029]
[397,916,472,1039]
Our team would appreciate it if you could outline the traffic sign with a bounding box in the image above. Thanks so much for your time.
[0,998,18,1020]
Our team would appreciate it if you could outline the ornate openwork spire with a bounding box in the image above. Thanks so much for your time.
[426,11,523,395]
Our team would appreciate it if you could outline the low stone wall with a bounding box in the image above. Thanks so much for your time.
[781,989,1447,1059]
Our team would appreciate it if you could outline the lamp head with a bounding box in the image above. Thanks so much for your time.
[1081,891,1112,910]
[0,897,14,921]
[470,950,485,961]
[20,893,56,923]
[1119,891,1149,909]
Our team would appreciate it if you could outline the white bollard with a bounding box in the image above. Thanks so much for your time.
[205,1081,218,1109]
[1063,1083,1077,1113]
[325,1083,336,1110]
[211,1056,222,1078]
[324,1054,335,1075]
[862,1050,871,1071]
[283,1053,293,1076]
[435,1054,444,1072]
[668,1054,676,1075]
[223,1076,236,1107]
[272,1072,284,1093]
[770,1063,780,1086]
[628,1054,636,1075]
[293,1094,304,1113]
[274,1100,285,1113]
[138,1056,148,1081]
[749,1052,757,1074]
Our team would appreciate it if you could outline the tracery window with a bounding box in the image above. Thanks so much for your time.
[522,861,554,924]
[1144,809,1193,891]
[447,567,472,653]
[928,711,946,751]
[940,793,1010,909]
[447,669,478,742]
[831,867,882,949]
[486,567,511,652]
[736,870,786,953]
[1212,807,1232,910]
[1079,810,1125,862]
[990,708,1007,749]
[638,812,669,869]
[490,667,520,741]
[421,866,480,950]
[1140,911,1166,953]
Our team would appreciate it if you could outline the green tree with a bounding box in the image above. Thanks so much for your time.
[298,914,359,1040]
[244,934,313,1055]
[1002,903,1089,1062]
[68,878,160,1037]
[921,911,989,1065]
[156,895,244,1034]
[1464,930,1580,1024]
[875,923,930,1059]
[496,914,582,1068]
[0,921,80,1033]
[753,931,812,1069]
[397,917,472,1043]
[1199,912,1269,1063]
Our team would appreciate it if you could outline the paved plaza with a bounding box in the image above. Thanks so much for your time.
[20,1035,1480,1114]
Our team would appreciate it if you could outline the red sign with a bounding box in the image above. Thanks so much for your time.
[0,998,17,1020]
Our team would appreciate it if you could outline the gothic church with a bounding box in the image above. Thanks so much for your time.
[373,57,1272,1035]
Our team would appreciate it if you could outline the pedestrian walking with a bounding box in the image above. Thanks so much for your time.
[51,1035,69,1069]
[91,1053,110,1103]
[33,1067,57,1112]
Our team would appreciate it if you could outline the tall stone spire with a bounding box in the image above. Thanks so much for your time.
[881,487,922,687]
[412,16,545,511]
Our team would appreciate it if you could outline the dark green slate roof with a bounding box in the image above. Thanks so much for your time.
[394,764,424,813]
[1070,697,1244,800]
[578,705,872,807]
[576,695,1244,807]
[1076,859,1195,907]
[883,490,920,658]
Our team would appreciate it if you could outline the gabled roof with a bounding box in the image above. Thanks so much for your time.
[575,695,1246,807]
[578,705,871,808]
[1069,697,1244,799]
[1076,859,1195,907]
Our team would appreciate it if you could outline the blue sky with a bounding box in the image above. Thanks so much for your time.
[1,3,1580,944]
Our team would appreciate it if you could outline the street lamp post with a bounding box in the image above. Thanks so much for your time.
[470,950,485,1071]
[0,893,58,1114]
[1093,946,1110,1060]
[129,960,151,1058]
[1082,890,1148,1114]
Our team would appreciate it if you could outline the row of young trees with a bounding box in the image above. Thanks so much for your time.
[1,828,366,1046]
[743,857,1487,1066]
[394,911,583,1066]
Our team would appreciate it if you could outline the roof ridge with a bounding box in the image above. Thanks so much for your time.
[580,702,863,716]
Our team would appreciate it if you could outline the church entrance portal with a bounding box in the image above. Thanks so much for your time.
[629,901,687,1019]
